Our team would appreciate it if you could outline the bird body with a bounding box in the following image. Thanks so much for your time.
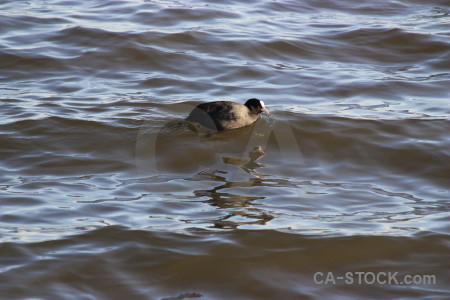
[186,98,269,131]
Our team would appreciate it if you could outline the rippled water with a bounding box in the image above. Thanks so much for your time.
[1,0,450,299]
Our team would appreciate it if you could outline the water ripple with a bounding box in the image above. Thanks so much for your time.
[1,0,449,297]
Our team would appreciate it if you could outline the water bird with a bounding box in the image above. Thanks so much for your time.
[186,98,269,131]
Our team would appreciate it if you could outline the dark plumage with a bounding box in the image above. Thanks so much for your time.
[186,98,269,131]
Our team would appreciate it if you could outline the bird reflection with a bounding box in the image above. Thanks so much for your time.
[222,146,266,177]
[193,146,273,229]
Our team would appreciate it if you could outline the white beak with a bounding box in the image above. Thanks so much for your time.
[260,100,269,114]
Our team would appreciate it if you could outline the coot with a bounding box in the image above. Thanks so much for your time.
[186,98,269,131]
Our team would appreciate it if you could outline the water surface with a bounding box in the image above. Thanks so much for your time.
[1,0,449,299]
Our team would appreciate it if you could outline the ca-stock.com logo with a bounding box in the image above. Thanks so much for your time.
[134,101,304,180]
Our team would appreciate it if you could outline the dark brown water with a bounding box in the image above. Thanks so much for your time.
[1,0,450,299]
